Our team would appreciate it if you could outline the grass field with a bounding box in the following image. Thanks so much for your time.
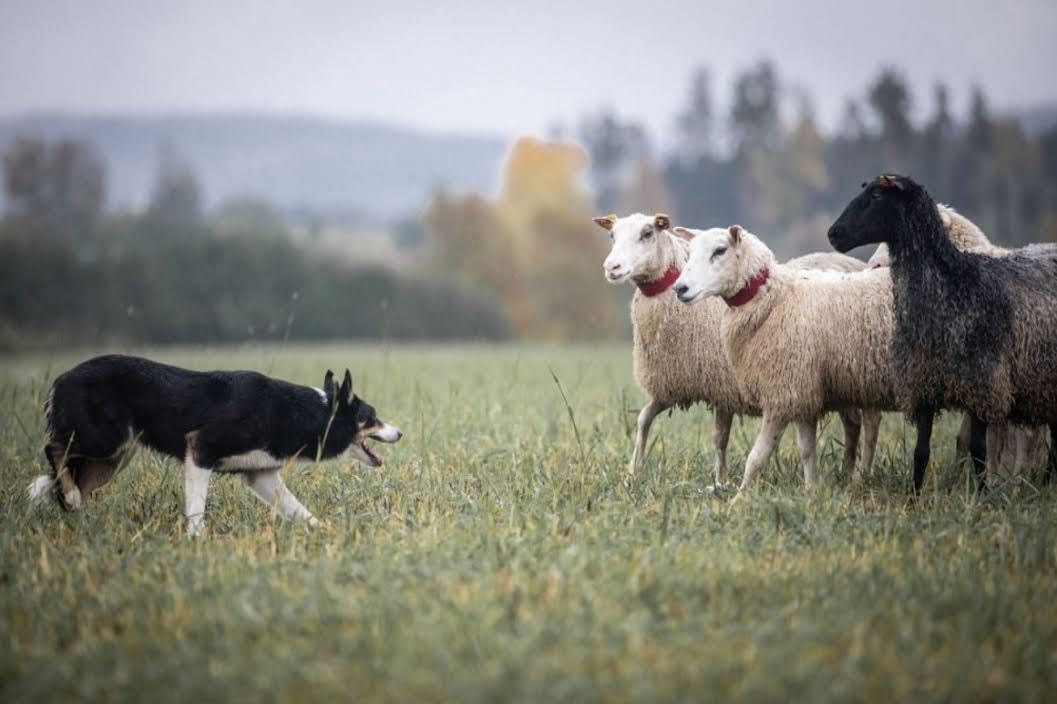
[1,343,1056,702]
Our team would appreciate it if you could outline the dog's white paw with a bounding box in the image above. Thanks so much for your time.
[307,515,320,528]
[63,486,82,510]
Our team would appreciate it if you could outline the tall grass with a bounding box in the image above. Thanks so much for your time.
[1,343,1055,702]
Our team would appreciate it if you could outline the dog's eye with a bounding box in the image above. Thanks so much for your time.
[871,189,882,200]
[640,226,653,240]
[710,246,727,260]
[609,231,614,241]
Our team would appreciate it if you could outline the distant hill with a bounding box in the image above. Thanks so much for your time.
[0,113,510,221]
[1016,102,1057,135]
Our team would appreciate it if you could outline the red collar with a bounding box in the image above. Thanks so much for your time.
[636,265,682,297]
[724,268,770,307]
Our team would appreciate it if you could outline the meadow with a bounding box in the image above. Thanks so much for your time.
[1,343,1055,702]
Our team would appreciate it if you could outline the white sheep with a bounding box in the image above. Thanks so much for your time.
[671,224,897,501]
[595,213,880,487]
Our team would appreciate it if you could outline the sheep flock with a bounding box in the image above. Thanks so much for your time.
[596,174,1057,502]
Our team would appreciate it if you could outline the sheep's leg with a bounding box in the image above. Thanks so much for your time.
[629,399,667,474]
[712,410,733,488]
[732,412,786,504]
[912,408,935,495]
[858,410,882,480]
[985,423,1006,484]
[1046,424,1057,485]
[955,413,971,466]
[796,418,818,489]
[969,415,987,492]
[837,410,861,480]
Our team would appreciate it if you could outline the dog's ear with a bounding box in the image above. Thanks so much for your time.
[323,370,335,400]
[339,369,354,406]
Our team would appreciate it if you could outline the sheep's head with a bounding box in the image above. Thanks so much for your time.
[672,225,755,305]
[829,174,919,253]
[594,212,674,284]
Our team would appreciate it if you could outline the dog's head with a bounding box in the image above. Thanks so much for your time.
[323,369,401,468]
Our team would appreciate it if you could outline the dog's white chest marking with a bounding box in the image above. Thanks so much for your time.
[219,449,283,471]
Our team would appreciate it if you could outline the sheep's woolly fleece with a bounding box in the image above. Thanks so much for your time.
[615,216,867,414]
[680,228,898,421]
[867,203,1006,267]
[830,175,1057,425]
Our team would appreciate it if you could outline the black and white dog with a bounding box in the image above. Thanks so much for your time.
[29,355,401,536]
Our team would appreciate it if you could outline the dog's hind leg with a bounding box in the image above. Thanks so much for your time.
[244,470,317,526]
[77,456,124,497]
[44,439,82,510]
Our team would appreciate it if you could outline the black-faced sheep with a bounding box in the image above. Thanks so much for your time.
[869,204,1049,481]
[828,174,1057,489]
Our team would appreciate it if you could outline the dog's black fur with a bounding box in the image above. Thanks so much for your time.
[829,174,1057,490]
[42,354,397,509]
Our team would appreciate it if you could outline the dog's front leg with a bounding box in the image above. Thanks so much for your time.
[184,455,213,538]
[244,470,317,527]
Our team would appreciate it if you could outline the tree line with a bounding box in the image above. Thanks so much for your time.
[0,138,510,350]
[578,62,1057,257]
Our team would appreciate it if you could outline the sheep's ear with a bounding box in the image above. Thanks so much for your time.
[672,227,696,242]
[728,225,743,244]
[593,214,617,231]
[937,206,952,230]
[654,213,670,230]
[323,370,335,399]
[878,174,905,191]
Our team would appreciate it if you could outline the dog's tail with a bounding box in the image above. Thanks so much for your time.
[28,474,56,503]
[30,383,60,505]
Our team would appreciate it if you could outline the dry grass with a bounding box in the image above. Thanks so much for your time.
[1,343,1055,702]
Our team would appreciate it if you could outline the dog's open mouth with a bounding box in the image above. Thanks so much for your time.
[360,441,382,466]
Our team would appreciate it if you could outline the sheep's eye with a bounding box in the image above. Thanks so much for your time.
[710,246,727,260]
[640,226,653,240]
[609,232,614,241]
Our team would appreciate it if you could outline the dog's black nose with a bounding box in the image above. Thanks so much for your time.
[674,283,689,297]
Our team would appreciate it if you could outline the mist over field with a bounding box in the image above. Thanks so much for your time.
[3,2,1057,701]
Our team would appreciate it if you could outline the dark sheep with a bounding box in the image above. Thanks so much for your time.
[828,174,1057,491]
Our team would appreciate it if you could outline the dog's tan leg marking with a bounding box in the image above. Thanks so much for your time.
[243,470,317,526]
[77,457,122,496]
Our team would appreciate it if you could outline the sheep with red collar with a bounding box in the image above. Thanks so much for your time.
[671,224,898,501]
[594,212,878,487]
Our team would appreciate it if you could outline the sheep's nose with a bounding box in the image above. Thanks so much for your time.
[674,283,689,296]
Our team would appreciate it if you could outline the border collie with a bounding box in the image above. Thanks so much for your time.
[29,354,401,536]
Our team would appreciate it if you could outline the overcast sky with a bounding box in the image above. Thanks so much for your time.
[2,0,1056,141]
